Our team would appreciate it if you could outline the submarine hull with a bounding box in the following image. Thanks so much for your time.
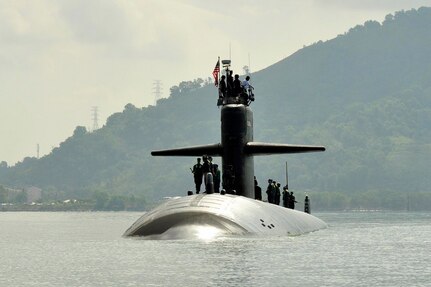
[124,194,327,239]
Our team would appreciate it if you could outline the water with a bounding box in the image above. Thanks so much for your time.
[1,211,430,286]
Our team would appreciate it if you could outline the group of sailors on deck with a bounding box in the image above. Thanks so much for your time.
[191,156,221,194]
[218,70,254,106]
[256,178,310,213]
[190,159,311,213]
[264,179,297,209]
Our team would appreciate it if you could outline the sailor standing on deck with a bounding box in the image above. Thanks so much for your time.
[202,155,214,193]
[241,76,251,90]
[289,191,297,209]
[271,181,277,205]
[254,176,262,200]
[241,75,254,104]
[226,70,234,97]
[282,186,290,208]
[191,158,203,194]
[233,74,242,96]
[219,75,227,98]
[266,179,274,203]
[213,164,221,193]
[275,182,281,205]
[304,195,310,214]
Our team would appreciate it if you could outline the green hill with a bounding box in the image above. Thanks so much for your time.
[1,7,431,210]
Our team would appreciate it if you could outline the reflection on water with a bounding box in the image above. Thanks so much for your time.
[1,212,430,286]
[145,224,228,240]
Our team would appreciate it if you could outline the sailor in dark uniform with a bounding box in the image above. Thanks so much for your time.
[266,179,274,203]
[289,191,297,209]
[191,158,203,194]
[233,74,242,96]
[226,70,234,97]
[254,176,262,200]
[304,195,310,214]
[282,186,290,208]
[202,155,214,193]
[219,75,227,98]
[213,164,221,193]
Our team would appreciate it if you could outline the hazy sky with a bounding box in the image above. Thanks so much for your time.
[1,0,430,165]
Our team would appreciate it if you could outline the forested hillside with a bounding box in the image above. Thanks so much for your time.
[1,8,431,210]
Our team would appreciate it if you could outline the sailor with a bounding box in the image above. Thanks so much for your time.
[241,75,254,104]
[289,191,297,209]
[266,179,274,203]
[241,76,251,90]
[282,186,290,208]
[202,155,214,193]
[213,164,221,193]
[304,195,310,214]
[219,75,227,98]
[275,182,281,205]
[208,156,214,172]
[271,180,277,205]
[254,176,262,200]
[226,70,234,97]
[191,158,203,194]
[233,74,242,96]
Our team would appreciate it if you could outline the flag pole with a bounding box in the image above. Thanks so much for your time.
[218,56,220,83]
[212,57,220,87]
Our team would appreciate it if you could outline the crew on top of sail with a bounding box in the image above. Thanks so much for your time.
[218,71,254,106]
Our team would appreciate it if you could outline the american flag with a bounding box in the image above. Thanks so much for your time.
[212,59,220,87]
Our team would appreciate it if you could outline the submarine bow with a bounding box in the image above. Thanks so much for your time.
[124,194,327,239]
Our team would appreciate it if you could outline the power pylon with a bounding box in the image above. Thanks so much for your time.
[153,80,163,105]
[91,106,99,131]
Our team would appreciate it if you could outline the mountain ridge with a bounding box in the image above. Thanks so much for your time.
[1,7,431,210]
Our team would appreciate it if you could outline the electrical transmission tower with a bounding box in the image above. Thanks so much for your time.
[243,65,250,75]
[153,80,163,105]
[91,106,99,131]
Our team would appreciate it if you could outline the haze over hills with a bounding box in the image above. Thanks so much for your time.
[1,8,431,210]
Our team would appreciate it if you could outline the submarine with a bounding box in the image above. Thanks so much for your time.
[124,60,327,239]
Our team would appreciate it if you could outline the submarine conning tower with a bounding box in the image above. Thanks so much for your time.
[221,104,254,197]
[151,59,325,199]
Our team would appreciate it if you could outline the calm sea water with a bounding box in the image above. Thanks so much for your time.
[0,211,430,287]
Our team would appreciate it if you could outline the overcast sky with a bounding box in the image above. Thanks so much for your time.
[1,0,430,165]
